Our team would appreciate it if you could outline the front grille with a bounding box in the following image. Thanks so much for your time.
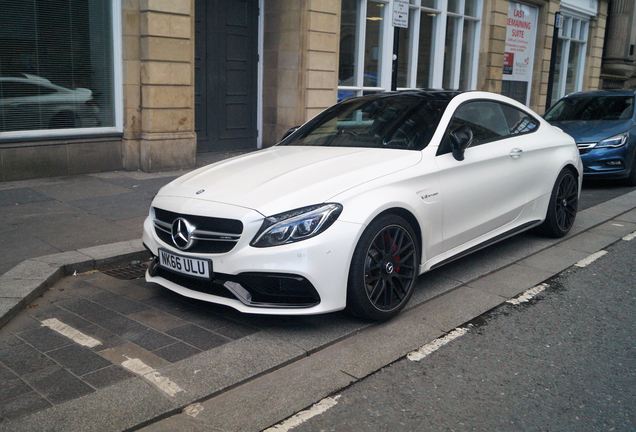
[153,207,243,254]
[577,142,595,155]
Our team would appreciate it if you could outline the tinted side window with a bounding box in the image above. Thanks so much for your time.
[438,101,508,155]
[500,104,539,136]
[438,100,540,156]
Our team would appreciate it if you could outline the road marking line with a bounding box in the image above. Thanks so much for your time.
[184,403,204,418]
[506,283,548,305]
[574,250,608,267]
[263,395,341,432]
[121,357,184,397]
[40,318,101,348]
[611,223,624,227]
[623,231,636,241]
[407,328,468,362]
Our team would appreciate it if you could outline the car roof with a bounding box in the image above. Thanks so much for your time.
[564,89,636,98]
[341,89,463,104]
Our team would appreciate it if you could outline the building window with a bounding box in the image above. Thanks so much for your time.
[0,0,122,140]
[338,0,482,101]
[552,14,589,101]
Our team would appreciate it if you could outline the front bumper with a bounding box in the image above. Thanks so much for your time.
[580,145,634,179]
[142,198,361,315]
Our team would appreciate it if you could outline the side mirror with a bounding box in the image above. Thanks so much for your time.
[449,125,473,161]
[282,126,300,140]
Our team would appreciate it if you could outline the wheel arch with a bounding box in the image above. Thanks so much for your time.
[373,207,423,259]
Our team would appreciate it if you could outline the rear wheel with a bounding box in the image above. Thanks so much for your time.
[347,214,419,321]
[537,168,579,238]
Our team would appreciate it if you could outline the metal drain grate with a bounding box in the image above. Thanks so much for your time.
[101,262,149,280]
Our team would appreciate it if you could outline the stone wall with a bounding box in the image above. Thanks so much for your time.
[583,0,607,91]
[262,1,305,146]
[122,0,196,172]
[263,0,340,147]
[304,0,340,122]
[533,0,559,114]
[478,0,507,95]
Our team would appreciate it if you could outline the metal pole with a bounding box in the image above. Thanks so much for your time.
[391,27,400,91]
[545,12,561,111]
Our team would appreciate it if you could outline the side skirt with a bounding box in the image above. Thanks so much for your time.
[428,220,543,271]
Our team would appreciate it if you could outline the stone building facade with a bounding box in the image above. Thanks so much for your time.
[601,0,636,89]
[0,0,612,181]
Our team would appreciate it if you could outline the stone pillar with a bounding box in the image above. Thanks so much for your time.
[528,0,559,114]
[583,0,607,91]
[134,0,196,171]
[478,0,508,95]
[263,0,340,146]
[122,0,142,170]
[304,0,340,122]
[263,1,305,146]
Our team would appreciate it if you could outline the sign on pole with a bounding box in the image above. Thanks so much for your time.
[392,0,409,28]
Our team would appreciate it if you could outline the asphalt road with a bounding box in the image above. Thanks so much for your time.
[289,238,636,432]
[579,179,636,210]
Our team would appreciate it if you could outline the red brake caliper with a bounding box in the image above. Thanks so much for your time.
[387,232,400,273]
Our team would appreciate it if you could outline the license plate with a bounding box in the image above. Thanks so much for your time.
[158,249,211,280]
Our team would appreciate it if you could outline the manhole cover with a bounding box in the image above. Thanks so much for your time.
[101,262,148,280]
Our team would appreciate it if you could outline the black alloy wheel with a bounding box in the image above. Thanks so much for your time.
[347,214,419,320]
[554,170,578,232]
[364,226,417,311]
[537,168,579,238]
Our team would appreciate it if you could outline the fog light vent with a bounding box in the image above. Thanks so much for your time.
[605,160,623,167]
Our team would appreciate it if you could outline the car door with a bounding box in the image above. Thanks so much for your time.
[434,100,537,253]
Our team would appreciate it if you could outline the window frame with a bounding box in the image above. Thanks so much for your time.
[436,98,541,156]
[0,0,123,142]
[552,11,589,100]
[338,0,483,100]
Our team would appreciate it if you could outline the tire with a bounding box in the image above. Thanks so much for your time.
[347,214,419,321]
[537,168,579,238]
[626,162,636,186]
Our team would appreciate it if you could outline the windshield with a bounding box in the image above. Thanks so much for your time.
[544,95,634,122]
[280,95,451,150]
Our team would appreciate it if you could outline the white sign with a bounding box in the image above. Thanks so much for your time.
[392,0,409,28]
[502,2,538,83]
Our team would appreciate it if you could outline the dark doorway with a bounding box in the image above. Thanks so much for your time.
[195,0,259,153]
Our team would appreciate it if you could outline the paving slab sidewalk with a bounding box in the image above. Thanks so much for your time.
[0,190,635,430]
[0,151,247,276]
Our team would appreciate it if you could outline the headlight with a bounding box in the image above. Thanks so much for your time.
[596,132,629,148]
[251,203,343,247]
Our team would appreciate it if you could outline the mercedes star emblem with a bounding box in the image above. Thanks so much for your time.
[171,217,195,250]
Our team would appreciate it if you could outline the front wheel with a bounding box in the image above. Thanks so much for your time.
[537,168,579,238]
[347,214,419,321]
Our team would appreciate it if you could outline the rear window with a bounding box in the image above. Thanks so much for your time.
[545,96,634,121]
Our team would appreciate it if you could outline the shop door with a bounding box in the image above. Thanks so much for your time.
[195,0,258,152]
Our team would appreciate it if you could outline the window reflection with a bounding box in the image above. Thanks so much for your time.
[416,12,435,88]
[0,0,114,133]
[364,1,385,87]
[339,0,358,87]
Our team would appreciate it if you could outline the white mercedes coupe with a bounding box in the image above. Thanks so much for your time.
[143,91,582,320]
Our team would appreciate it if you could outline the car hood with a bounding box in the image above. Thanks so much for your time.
[159,146,422,216]
[549,119,631,143]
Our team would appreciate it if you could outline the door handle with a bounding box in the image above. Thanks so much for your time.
[509,148,523,159]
